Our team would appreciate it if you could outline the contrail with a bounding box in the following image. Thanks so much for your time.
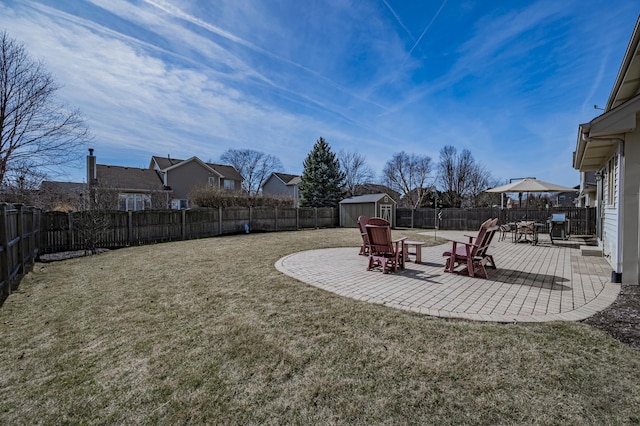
[407,0,449,56]
[381,0,414,40]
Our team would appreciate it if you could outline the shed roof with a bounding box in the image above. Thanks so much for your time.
[339,193,396,204]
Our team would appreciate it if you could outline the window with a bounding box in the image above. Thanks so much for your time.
[224,180,235,190]
[171,199,189,209]
[118,193,151,211]
[208,176,217,186]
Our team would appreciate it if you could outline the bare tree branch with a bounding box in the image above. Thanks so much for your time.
[0,31,91,186]
[382,151,433,208]
[338,150,375,197]
[220,148,283,196]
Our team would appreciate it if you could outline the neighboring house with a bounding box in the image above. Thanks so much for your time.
[574,172,597,207]
[88,149,171,211]
[573,15,640,284]
[555,188,579,207]
[262,173,302,207]
[150,155,243,209]
[353,183,401,202]
[38,181,88,211]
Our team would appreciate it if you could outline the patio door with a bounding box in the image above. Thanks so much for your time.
[380,204,392,223]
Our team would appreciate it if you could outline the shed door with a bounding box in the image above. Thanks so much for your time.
[380,204,392,222]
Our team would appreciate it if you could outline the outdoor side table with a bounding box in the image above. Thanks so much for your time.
[403,240,425,264]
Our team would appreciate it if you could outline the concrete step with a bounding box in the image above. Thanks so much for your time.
[580,245,603,257]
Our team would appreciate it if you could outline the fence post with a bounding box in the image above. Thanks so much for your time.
[128,210,133,244]
[31,207,38,262]
[218,207,223,236]
[67,211,73,251]
[249,206,252,232]
[274,207,278,232]
[315,207,318,228]
[16,204,25,275]
[296,208,299,230]
[181,208,187,240]
[0,204,11,297]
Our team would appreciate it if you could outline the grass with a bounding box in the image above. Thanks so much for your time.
[1,228,639,424]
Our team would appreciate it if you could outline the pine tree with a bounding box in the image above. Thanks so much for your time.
[299,137,345,207]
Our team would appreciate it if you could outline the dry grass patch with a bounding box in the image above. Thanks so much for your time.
[1,228,639,424]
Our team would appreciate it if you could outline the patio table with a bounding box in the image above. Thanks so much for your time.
[403,240,425,263]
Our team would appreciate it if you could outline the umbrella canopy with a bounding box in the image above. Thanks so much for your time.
[486,178,578,193]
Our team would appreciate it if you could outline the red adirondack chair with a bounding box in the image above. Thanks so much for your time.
[443,218,498,278]
[357,215,370,255]
[365,217,406,274]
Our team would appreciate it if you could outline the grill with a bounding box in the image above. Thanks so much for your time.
[549,213,569,242]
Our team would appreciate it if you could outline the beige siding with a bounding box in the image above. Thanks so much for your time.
[167,161,219,199]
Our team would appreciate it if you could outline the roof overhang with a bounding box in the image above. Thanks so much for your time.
[163,156,222,177]
[574,15,640,172]
[607,16,640,110]
[573,94,640,171]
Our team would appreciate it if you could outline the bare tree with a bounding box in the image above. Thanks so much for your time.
[382,152,433,208]
[220,149,283,196]
[438,146,482,207]
[0,31,91,187]
[466,163,494,207]
[338,150,375,197]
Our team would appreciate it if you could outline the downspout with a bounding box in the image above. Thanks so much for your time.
[615,139,624,282]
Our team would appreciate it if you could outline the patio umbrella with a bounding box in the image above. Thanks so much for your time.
[485,178,579,217]
[485,178,578,194]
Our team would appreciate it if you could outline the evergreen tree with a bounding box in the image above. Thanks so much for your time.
[299,137,345,207]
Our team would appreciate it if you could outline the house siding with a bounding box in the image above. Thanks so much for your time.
[602,151,620,273]
[262,174,300,206]
[263,177,294,197]
[167,161,219,200]
[621,131,640,283]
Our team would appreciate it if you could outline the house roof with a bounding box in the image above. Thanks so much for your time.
[287,176,301,186]
[574,15,640,171]
[353,183,401,200]
[210,163,244,181]
[272,172,301,185]
[339,193,396,204]
[150,155,243,181]
[607,15,640,111]
[96,164,167,192]
[39,181,87,195]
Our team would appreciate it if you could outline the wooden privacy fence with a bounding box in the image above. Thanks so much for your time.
[40,206,339,254]
[0,203,41,300]
[397,207,597,235]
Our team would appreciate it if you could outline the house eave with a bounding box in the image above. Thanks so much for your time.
[607,15,640,110]
[574,95,640,171]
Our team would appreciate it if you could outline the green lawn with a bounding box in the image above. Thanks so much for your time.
[1,228,638,424]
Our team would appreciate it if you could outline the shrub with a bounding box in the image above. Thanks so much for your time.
[189,185,294,208]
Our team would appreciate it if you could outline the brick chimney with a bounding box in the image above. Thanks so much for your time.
[87,148,96,185]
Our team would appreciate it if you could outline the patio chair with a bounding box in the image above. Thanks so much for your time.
[515,220,537,244]
[499,224,511,241]
[357,215,370,255]
[365,217,406,274]
[443,218,498,278]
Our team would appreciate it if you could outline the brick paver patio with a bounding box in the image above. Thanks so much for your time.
[275,230,620,322]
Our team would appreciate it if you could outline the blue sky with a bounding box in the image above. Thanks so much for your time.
[0,0,637,187]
